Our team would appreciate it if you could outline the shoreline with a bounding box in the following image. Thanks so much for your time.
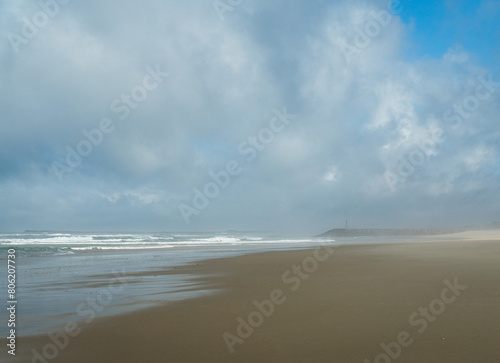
[9,238,500,362]
[7,234,453,338]
[10,235,482,338]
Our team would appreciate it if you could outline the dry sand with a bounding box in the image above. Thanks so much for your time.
[13,239,500,362]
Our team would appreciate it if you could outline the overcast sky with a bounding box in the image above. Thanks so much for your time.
[1,0,499,234]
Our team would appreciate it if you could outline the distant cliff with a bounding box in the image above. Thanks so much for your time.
[316,228,464,238]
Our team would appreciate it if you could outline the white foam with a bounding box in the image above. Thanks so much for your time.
[191,236,242,243]
[71,245,174,251]
[0,233,324,255]
[1,235,94,244]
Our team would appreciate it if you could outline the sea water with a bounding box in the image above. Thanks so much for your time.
[0,230,454,337]
[0,231,327,337]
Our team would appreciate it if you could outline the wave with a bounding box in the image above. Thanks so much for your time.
[191,236,242,243]
[0,235,94,244]
[0,232,324,256]
[70,245,175,251]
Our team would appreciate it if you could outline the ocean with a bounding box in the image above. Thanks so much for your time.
[0,231,321,255]
[2,230,461,339]
[0,231,330,337]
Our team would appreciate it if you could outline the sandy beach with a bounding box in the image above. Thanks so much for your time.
[12,238,500,362]
[4,0,499,361]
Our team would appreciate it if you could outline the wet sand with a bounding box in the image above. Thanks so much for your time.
[13,239,500,362]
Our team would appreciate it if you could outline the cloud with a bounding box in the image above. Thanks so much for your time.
[0,0,498,233]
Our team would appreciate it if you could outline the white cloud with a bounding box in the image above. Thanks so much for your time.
[0,0,499,232]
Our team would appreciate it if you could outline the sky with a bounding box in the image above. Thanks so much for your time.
[0,0,499,234]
